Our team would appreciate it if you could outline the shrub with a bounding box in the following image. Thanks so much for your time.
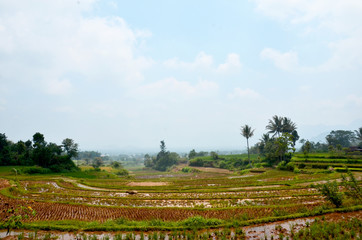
[315,181,343,208]
[181,167,200,173]
[277,161,287,170]
[116,169,129,176]
[180,216,223,228]
[341,171,362,201]
[22,166,51,174]
[286,162,295,171]
[189,158,204,167]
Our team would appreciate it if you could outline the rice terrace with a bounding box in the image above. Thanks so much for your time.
[0,122,361,239]
[2,1,362,239]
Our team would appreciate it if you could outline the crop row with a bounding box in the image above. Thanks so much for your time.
[292,158,362,164]
[293,162,362,169]
[16,181,320,200]
[0,194,324,222]
[8,190,323,208]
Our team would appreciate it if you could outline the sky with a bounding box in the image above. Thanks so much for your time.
[0,0,362,153]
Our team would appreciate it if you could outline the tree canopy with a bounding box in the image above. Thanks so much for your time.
[144,141,179,171]
[0,132,79,172]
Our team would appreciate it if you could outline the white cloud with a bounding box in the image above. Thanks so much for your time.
[260,48,299,71]
[131,77,219,100]
[253,0,362,32]
[164,52,242,74]
[253,0,362,70]
[164,52,213,69]
[216,53,242,73]
[319,37,362,71]
[0,1,152,95]
[228,88,261,99]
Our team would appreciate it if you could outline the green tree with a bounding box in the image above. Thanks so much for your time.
[290,130,300,147]
[62,138,78,159]
[264,133,294,165]
[92,157,103,169]
[111,161,121,169]
[266,115,283,137]
[144,154,154,168]
[32,132,46,147]
[153,141,179,171]
[281,117,297,134]
[303,141,311,159]
[210,151,219,160]
[326,130,356,148]
[188,149,197,159]
[241,124,255,166]
[0,133,12,165]
[355,127,362,147]
[258,133,270,155]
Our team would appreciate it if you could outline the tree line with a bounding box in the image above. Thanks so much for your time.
[0,132,78,172]
[241,115,300,166]
[242,116,362,166]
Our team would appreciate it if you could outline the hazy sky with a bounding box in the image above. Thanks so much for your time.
[1,0,362,153]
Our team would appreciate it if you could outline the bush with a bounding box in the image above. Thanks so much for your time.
[22,166,51,174]
[286,162,295,171]
[181,167,200,173]
[189,158,204,167]
[341,171,362,201]
[180,216,223,228]
[116,169,129,176]
[219,161,228,169]
[315,181,343,208]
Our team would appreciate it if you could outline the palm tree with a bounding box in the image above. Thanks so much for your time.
[258,133,270,155]
[260,133,270,144]
[241,124,255,166]
[282,117,297,133]
[266,115,283,137]
[355,127,362,142]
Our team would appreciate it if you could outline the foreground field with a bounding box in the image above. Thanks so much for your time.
[0,166,361,239]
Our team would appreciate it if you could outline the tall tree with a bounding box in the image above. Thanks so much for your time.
[62,138,78,159]
[282,117,297,133]
[241,124,255,166]
[326,130,356,148]
[258,133,270,155]
[355,127,362,142]
[260,133,270,144]
[266,115,283,137]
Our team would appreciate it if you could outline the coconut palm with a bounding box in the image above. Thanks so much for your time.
[260,133,270,144]
[266,115,283,137]
[282,117,297,133]
[241,124,255,166]
[355,127,362,142]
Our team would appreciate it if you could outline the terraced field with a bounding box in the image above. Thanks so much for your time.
[0,166,361,239]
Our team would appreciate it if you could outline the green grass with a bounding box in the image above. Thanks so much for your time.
[293,217,362,239]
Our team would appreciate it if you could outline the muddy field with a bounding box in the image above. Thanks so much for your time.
[0,168,361,239]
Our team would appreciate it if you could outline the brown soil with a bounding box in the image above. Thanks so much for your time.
[190,167,234,174]
[244,210,362,239]
[127,182,169,186]
[230,185,283,190]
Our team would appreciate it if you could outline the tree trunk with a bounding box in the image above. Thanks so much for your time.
[247,138,251,167]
